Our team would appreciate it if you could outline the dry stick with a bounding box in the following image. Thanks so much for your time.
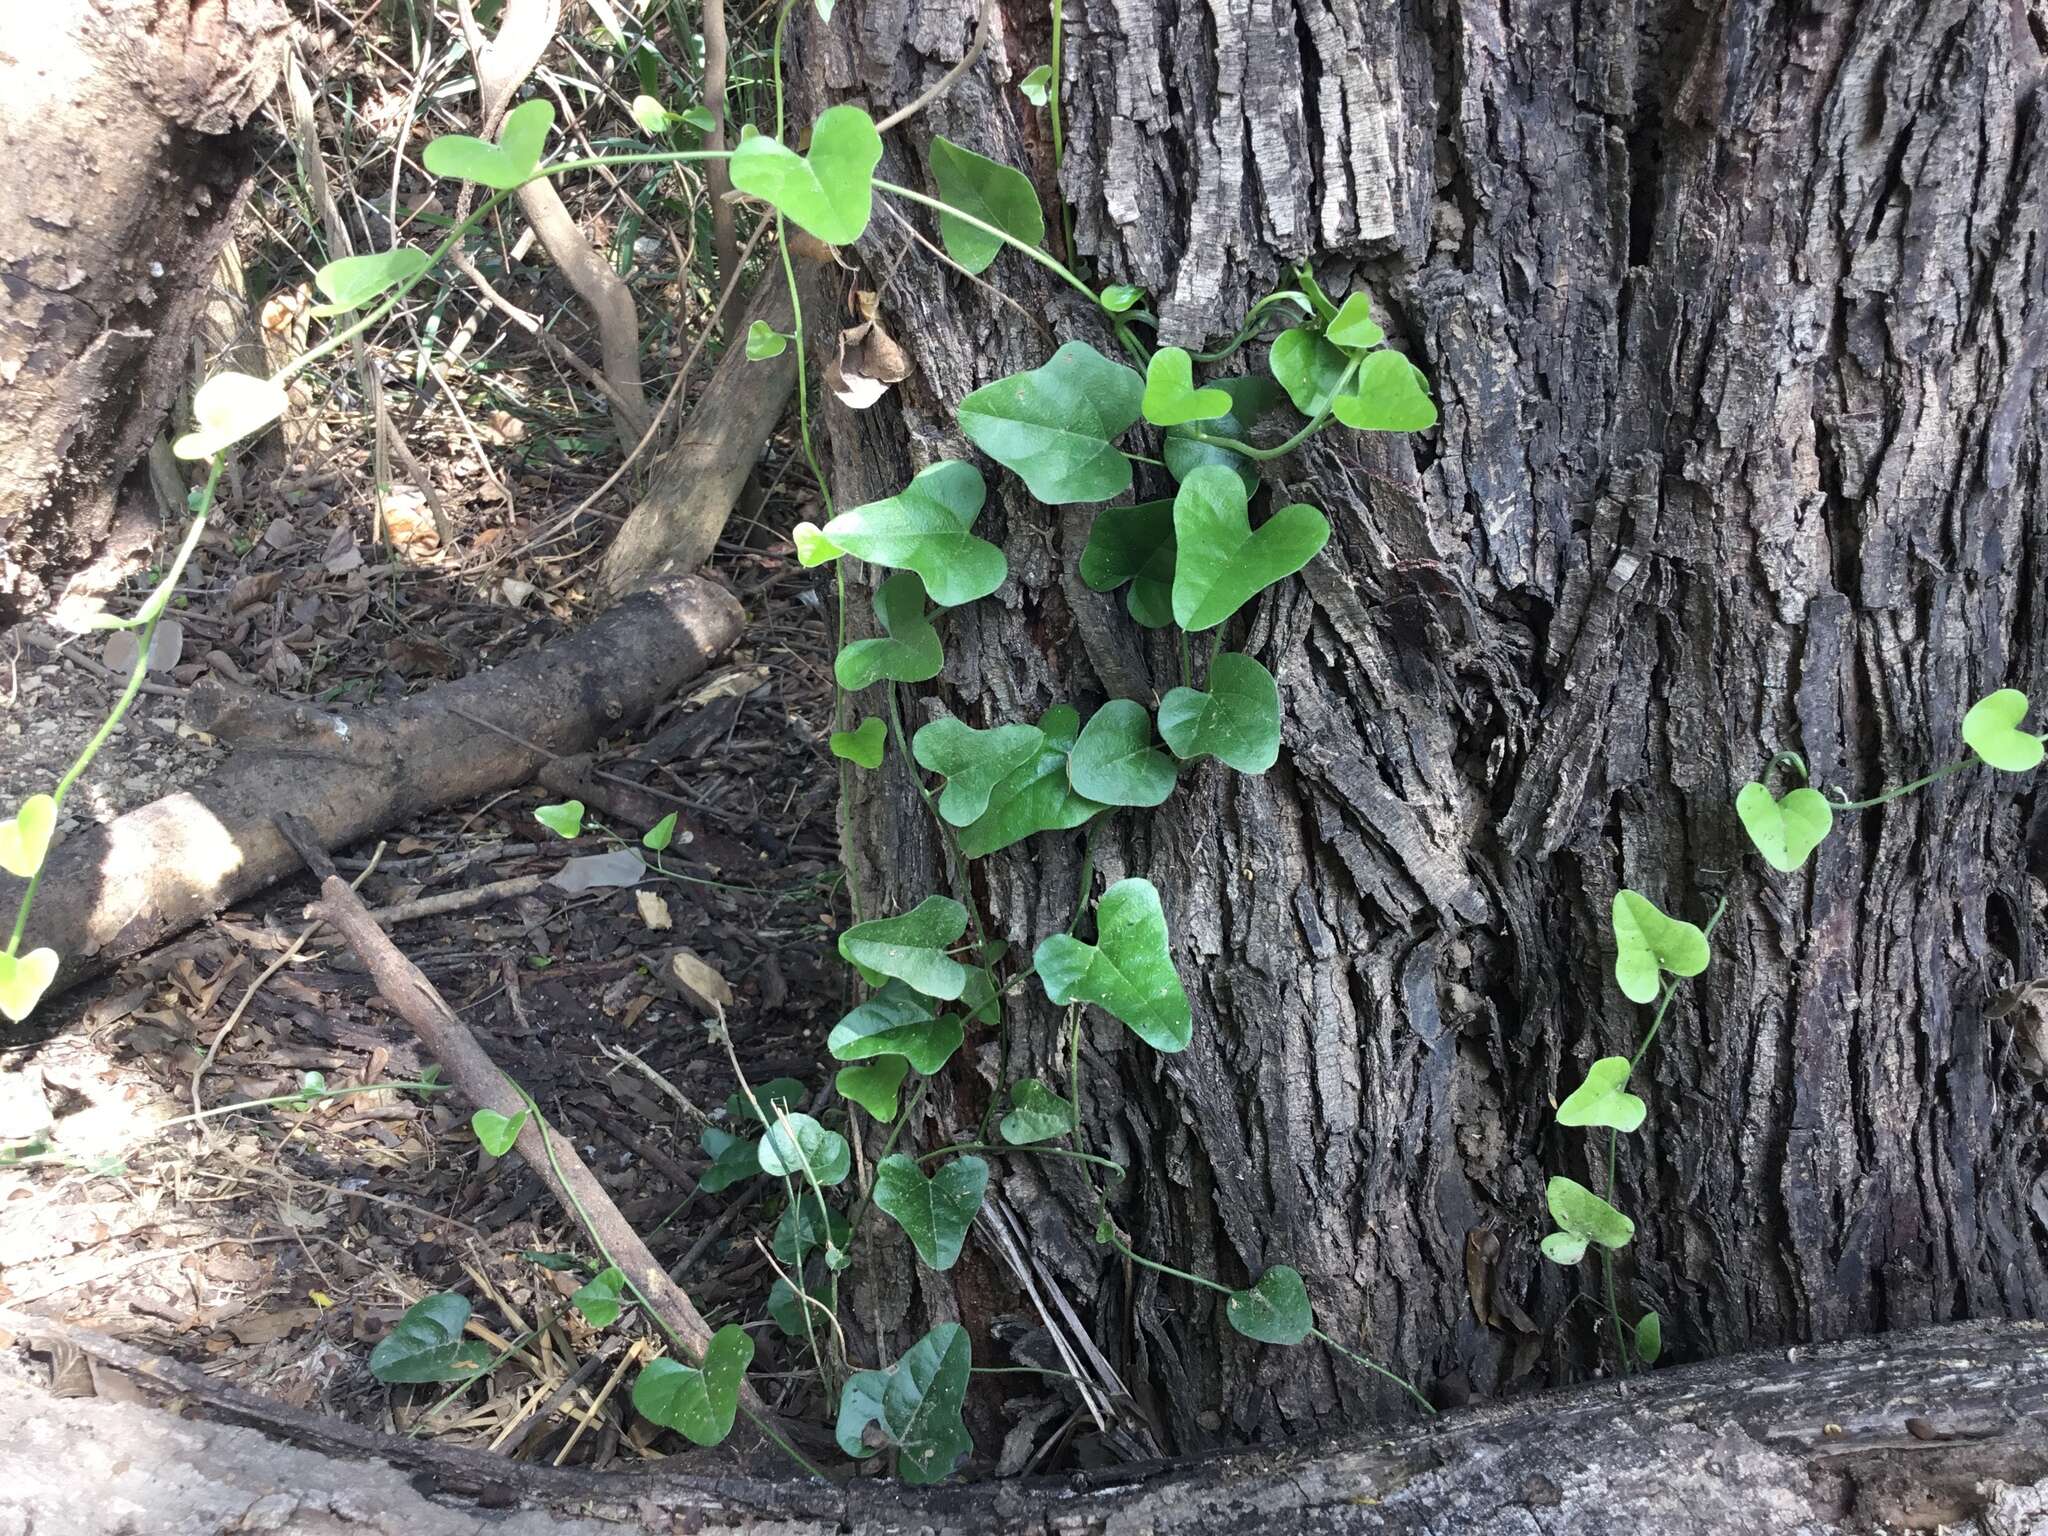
[701,0,737,286]
[366,873,546,926]
[269,812,774,1427]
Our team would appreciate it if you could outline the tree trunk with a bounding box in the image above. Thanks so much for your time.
[794,0,2048,1453]
[0,0,290,625]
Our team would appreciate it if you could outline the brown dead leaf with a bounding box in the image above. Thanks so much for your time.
[827,310,912,410]
[669,950,733,1012]
[229,570,286,611]
[636,890,674,931]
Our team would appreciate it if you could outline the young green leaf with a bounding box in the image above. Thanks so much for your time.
[911,718,1046,824]
[1068,699,1177,807]
[1157,652,1281,773]
[1610,890,1710,1005]
[1141,347,1231,426]
[1163,376,1285,491]
[1019,65,1053,107]
[773,1190,850,1266]
[422,98,555,189]
[1268,327,1351,417]
[1962,688,2045,772]
[836,1055,910,1121]
[1331,349,1438,431]
[1555,1056,1646,1132]
[757,1112,852,1186]
[1170,465,1330,631]
[470,1107,528,1156]
[835,572,944,690]
[873,1153,988,1270]
[1032,877,1192,1051]
[822,461,1005,606]
[956,341,1144,504]
[1539,1231,1590,1265]
[1079,500,1176,627]
[697,1125,760,1192]
[369,1293,491,1383]
[310,247,431,318]
[569,1265,626,1327]
[642,812,678,852]
[0,794,56,879]
[174,372,290,460]
[534,799,585,838]
[1734,782,1833,872]
[1225,1265,1313,1344]
[1635,1310,1663,1365]
[827,982,965,1073]
[1324,292,1384,352]
[834,1323,973,1484]
[928,136,1045,274]
[630,94,670,134]
[793,521,844,565]
[729,104,882,245]
[998,1079,1077,1144]
[830,717,888,769]
[1546,1175,1635,1249]
[957,704,1106,858]
[746,320,789,360]
[631,1325,754,1445]
[837,895,970,999]
[1097,283,1144,313]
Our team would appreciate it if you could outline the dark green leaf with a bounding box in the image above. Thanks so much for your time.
[837,895,970,999]
[835,572,944,690]
[957,704,1105,858]
[998,1079,1075,1145]
[1170,466,1329,632]
[1225,1266,1313,1344]
[1268,326,1351,416]
[830,717,887,769]
[569,1266,626,1327]
[873,1153,988,1270]
[911,718,1046,825]
[956,341,1143,504]
[1157,652,1280,773]
[727,1079,809,1124]
[1163,376,1285,491]
[928,136,1045,275]
[826,982,966,1074]
[1032,877,1191,1052]
[1067,699,1176,807]
[835,1323,973,1484]
[1078,500,1176,628]
[822,461,1005,607]
[772,1191,849,1266]
[369,1293,491,1383]
[697,1125,759,1192]
[836,1055,909,1121]
[631,1325,754,1445]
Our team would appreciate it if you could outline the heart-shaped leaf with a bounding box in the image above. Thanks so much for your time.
[1555,1056,1646,1132]
[837,895,969,999]
[958,705,1106,858]
[1068,699,1177,807]
[0,948,59,1024]
[174,372,290,460]
[835,572,944,690]
[912,718,1046,825]
[998,1079,1076,1145]
[630,94,671,134]
[1079,500,1176,628]
[746,320,789,360]
[827,982,966,1073]
[928,135,1045,274]
[632,1324,755,1446]
[470,1107,528,1156]
[0,794,57,878]
[1171,466,1330,632]
[569,1265,626,1327]
[835,1322,973,1484]
[830,717,887,769]
[369,1293,491,1383]
[793,521,844,565]
[643,812,678,851]
[1539,1231,1589,1265]
[729,104,882,245]
[757,1111,852,1186]
[310,247,431,318]
[1164,376,1285,491]
[1610,889,1710,1005]
[1635,1310,1663,1364]
[836,1055,910,1121]
[1141,347,1231,426]
[1225,1265,1313,1344]
[1097,283,1143,313]
[1546,1175,1635,1249]
[1268,327,1351,417]
[423,98,555,189]
[773,1190,850,1265]
[768,1274,820,1335]
[1033,877,1191,1052]
[534,800,585,838]
[1158,652,1280,774]
[873,1153,988,1270]
[1331,349,1437,432]
[1734,782,1833,872]
[1019,65,1053,107]
[1963,688,2046,772]
[1324,292,1384,352]
[822,461,1005,607]
[697,1125,760,1192]
[956,341,1143,504]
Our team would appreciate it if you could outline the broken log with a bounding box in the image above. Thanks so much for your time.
[2,575,742,1006]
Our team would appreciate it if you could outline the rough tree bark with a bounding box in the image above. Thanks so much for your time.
[793,0,2048,1455]
[0,0,291,625]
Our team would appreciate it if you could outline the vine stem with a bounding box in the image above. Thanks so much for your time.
[1181,355,1359,462]
[916,1141,1123,1176]
[874,181,1099,304]
[1826,756,1972,811]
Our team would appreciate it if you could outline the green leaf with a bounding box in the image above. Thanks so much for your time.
[773,1191,849,1265]
[835,572,944,690]
[1268,327,1351,417]
[1163,376,1285,492]
[698,1126,759,1192]
[838,895,969,999]
[793,521,844,565]
[1019,64,1053,107]
[1141,347,1231,426]
[767,1275,815,1335]
[519,1250,585,1273]
[1555,1056,1646,1133]
[569,1266,626,1327]
[1963,688,2045,772]
[836,1056,910,1121]
[1170,466,1330,632]
[835,1323,973,1484]
[728,104,882,245]
[0,794,55,879]
[1225,1265,1313,1344]
[1067,699,1176,807]
[827,982,966,1073]
[1635,1310,1663,1365]
[1610,890,1710,1005]
[310,247,431,318]
[422,98,554,189]
[1157,652,1280,774]
[757,1112,852,1186]
[830,717,887,769]
[534,800,585,838]
[1539,1231,1589,1265]
[1078,500,1176,628]
[822,461,1005,607]
[1331,349,1438,432]
[642,812,678,851]
[873,1153,988,1270]
[928,136,1045,275]
[729,1078,809,1125]
[1545,1175,1635,1250]
[912,718,1046,825]
[746,320,788,360]
[1324,292,1384,352]
[1098,283,1144,313]
[1734,782,1833,872]
[956,341,1143,504]
[1033,877,1191,1052]
[999,1079,1076,1144]
[630,93,670,134]
[631,1325,754,1446]
[369,1294,491,1383]
[470,1107,527,1156]
[173,371,290,460]
[958,704,1106,858]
